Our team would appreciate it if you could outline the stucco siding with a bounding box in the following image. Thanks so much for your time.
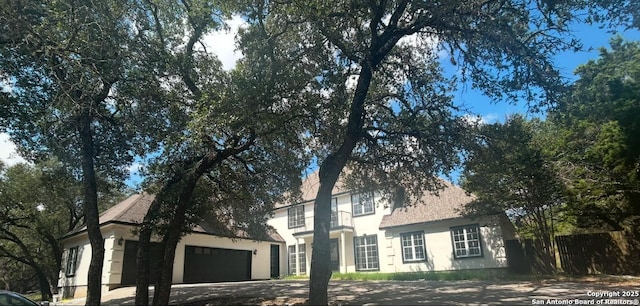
[59,223,282,299]
[381,216,508,273]
[174,232,279,283]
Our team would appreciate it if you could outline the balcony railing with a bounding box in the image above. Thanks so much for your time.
[294,211,354,234]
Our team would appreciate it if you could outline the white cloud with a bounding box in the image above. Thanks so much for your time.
[201,15,248,71]
[127,161,144,176]
[462,113,499,126]
[0,133,27,167]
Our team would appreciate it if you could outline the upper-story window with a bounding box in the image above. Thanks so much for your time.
[450,224,483,259]
[351,192,375,216]
[330,197,338,227]
[288,205,304,228]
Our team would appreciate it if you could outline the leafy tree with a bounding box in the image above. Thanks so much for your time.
[238,0,617,303]
[0,1,170,304]
[460,116,563,274]
[548,38,640,231]
[0,160,84,300]
[125,2,310,305]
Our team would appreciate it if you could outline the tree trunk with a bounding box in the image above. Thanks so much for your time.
[152,210,186,306]
[308,64,373,305]
[308,180,337,305]
[36,269,52,301]
[78,113,104,306]
[134,220,155,306]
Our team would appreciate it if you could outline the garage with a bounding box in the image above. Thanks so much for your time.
[121,240,164,286]
[183,246,252,283]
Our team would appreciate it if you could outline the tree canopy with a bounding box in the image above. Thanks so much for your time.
[235,0,618,303]
[460,115,563,273]
[0,1,176,303]
[547,37,640,231]
[0,160,123,300]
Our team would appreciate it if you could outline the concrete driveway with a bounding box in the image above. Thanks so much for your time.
[59,279,640,305]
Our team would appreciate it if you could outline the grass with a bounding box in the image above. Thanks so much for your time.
[283,269,541,282]
[23,293,45,302]
[283,270,640,285]
[331,269,517,281]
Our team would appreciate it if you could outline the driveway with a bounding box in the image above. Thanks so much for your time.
[58,279,640,305]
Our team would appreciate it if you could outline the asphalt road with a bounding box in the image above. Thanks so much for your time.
[58,279,640,305]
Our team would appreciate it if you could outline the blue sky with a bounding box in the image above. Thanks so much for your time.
[2,17,639,188]
[452,22,640,125]
[114,20,640,188]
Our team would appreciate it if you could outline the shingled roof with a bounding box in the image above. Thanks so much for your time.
[379,181,474,229]
[275,169,349,208]
[63,193,284,242]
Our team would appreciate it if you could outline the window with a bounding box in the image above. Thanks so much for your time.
[354,235,379,271]
[330,197,338,227]
[288,205,304,228]
[288,244,306,274]
[401,232,426,262]
[65,246,79,277]
[450,225,483,259]
[351,193,374,216]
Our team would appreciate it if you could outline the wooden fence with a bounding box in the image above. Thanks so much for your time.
[505,238,556,275]
[555,231,640,275]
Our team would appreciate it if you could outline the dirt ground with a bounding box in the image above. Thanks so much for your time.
[59,276,640,305]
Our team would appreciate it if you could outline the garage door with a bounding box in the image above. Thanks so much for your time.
[183,246,251,283]
[121,240,164,286]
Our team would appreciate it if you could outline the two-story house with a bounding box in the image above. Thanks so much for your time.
[268,171,516,276]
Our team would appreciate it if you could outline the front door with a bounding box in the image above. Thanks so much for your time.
[270,244,280,278]
[330,238,339,271]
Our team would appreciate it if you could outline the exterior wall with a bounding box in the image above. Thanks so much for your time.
[269,193,509,276]
[380,216,508,273]
[173,232,281,283]
[58,223,126,299]
[59,223,283,299]
[268,192,393,275]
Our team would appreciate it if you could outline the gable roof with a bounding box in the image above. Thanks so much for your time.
[63,193,284,242]
[379,182,474,229]
[275,169,348,208]
[278,168,477,228]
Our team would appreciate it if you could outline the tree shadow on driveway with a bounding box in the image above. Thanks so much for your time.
[69,279,639,305]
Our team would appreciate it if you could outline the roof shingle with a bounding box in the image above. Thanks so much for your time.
[64,193,284,242]
[379,181,474,229]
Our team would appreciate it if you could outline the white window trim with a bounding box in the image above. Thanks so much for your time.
[288,205,304,228]
[354,235,379,271]
[288,244,306,274]
[450,224,483,259]
[351,192,375,216]
[401,231,426,262]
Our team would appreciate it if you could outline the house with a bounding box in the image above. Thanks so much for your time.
[57,193,285,299]
[267,171,517,276]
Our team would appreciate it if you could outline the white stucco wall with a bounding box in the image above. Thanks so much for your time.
[268,192,393,275]
[173,232,280,283]
[380,216,508,273]
[59,223,283,299]
[58,224,125,298]
[269,193,509,276]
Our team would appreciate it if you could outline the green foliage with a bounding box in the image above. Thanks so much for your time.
[237,0,625,302]
[461,115,562,273]
[0,160,105,299]
[547,38,640,231]
[125,2,311,304]
[461,116,564,223]
[0,0,161,179]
